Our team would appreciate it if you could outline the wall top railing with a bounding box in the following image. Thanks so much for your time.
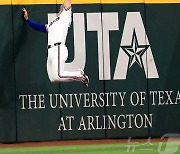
[1,0,180,5]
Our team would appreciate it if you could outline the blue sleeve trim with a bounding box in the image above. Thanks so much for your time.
[27,19,47,33]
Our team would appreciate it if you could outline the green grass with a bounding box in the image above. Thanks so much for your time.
[0,141,179,154]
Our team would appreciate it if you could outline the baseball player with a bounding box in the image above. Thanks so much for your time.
[22,0,89,87]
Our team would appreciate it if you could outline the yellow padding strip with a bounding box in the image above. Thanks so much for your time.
[1,0,180,5]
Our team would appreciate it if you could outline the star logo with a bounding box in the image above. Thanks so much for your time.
[121,29,150,68]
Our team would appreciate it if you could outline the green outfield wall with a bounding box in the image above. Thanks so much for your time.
[0,0,180,143]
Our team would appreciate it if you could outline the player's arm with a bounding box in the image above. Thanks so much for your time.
[63,0,71,10]
[22,8,47,33]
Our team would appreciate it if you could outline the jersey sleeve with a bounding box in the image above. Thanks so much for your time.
[27,19,47,33]
[61,8,72,27]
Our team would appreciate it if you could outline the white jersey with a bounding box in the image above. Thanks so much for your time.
[47,8,72,45]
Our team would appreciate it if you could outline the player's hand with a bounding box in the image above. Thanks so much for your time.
[22,8,28,20]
